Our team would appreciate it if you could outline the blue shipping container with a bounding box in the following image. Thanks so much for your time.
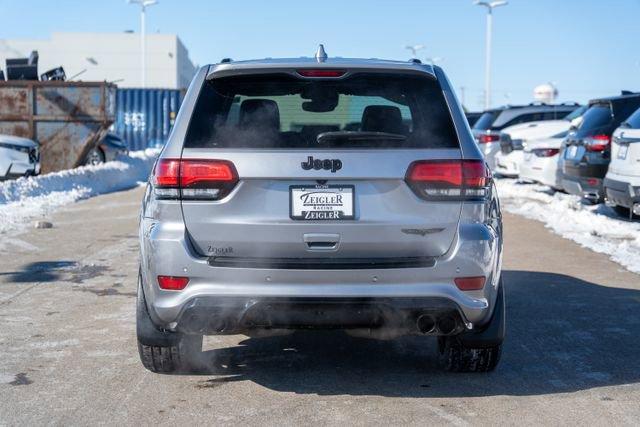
[112,88,185,150]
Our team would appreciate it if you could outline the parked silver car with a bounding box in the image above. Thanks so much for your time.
[137,50,505,373]
[0,134,40,180]
[83,133,128,166]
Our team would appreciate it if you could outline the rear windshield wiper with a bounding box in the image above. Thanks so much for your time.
[316,131,407,143]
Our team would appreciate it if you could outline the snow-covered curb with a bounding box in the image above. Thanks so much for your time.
[495,178,640,274]
[0,150,158,235]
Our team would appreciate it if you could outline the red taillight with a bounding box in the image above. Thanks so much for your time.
[296,69,346,78]
[534,148,560,157]
[477,134,500,144]
[157,275,189,291]
[406,160,490,200]
[408,161,464,186]
[586,134,610,152]
[153,158,238,200]
[454,276,486,291]
[153,158,180,187]
[179,160,236,187]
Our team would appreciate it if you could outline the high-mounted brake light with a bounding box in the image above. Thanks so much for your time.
[158,275,189,291]
[477,134,500,144]
[405,160,491,201]
[153,158,238,200]
[585,134,610,152]
[296,69,346,78]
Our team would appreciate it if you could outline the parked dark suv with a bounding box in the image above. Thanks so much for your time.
[562,92,640,202]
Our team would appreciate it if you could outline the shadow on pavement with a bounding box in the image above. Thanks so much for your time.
[192,270,640,397]
[0,261,77,283]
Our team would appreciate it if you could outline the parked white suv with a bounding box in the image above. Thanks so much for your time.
[604,107,640,218]
[0,134,40,180]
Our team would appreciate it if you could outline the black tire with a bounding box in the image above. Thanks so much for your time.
[137,334,203,374]
[438,338,502,373]
[84,147,105,166]
[136,277,203,374]
[612,205,634,219]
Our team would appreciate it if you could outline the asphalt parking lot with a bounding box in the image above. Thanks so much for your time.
[1,186,640,425]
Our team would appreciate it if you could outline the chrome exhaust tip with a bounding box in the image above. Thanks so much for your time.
[437,316,458,335]
[416,314,436,334]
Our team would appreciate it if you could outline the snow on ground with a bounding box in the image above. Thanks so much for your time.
[0,150,157,237]
[495,178,640,274]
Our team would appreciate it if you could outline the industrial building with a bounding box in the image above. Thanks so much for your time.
[0,32,197,89]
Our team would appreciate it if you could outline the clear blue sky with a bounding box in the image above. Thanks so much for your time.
[1,0,639,110]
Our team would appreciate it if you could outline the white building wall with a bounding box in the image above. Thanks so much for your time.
[0,32,196,89]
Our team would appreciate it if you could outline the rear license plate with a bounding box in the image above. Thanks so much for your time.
[290,185,355,220]
[567,145,578,159]
[618,144,629,160]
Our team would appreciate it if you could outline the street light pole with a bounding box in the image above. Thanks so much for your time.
[474,1,507,110]
[128,0,158,88]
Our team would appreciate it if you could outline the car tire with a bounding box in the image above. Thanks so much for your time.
[136,277,203,374]
[84,147,105,166]
[137,334,203,374]
[612,205,636,219]
[438,338,502,373]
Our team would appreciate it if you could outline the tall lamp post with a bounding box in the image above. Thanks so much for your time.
[474,0,508,110]
[128,0,158,88]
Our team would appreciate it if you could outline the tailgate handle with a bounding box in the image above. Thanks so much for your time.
[303,233,340,251]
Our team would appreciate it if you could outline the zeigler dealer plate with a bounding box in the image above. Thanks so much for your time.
[290,185,355,220]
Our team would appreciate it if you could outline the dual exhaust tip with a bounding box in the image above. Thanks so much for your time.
[186,314,227,333]
[416,314,458,335]
[187,312,458,335]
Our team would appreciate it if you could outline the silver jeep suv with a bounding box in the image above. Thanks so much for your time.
[137,48,505,373]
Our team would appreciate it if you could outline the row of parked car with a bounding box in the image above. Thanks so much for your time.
[0,133,128,180]
[468,93,640,219]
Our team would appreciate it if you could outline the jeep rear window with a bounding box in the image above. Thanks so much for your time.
[184,74,459,149]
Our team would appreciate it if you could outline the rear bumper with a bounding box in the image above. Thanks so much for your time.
[494,151,522,177]
[562,174,603,200]
[174,296,469,336]
[140,208,502,333]
[604,177,640,208]
[520,155,561,188]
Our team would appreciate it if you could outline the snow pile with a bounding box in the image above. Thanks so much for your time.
[0,150,157,235]
[495,178,640,274]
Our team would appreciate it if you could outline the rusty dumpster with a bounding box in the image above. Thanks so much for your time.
[0,81,116,173]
